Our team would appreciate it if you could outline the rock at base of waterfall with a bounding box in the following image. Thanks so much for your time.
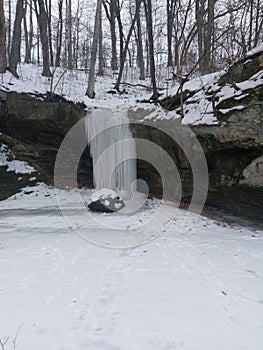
[86,188,125,213]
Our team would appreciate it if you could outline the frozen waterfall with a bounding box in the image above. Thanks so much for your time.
[85,108,137,192]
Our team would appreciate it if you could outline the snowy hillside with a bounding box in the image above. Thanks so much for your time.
[1,45,263,127]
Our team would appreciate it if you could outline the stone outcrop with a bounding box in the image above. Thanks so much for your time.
[128,50,263,220]
[0,91,88,199]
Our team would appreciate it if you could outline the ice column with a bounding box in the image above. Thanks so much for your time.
[85,108,137,192]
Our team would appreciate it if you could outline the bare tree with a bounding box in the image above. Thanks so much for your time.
[73,0,81,68]
[254,0,263,47]
[136,0,145,80]
[8,0,26,77]
[34,0,52,77]
[86,0,102,98]
[45,0,54,66]
[204,0,215,70]
[172,0,195,73]
[167,0,176,67]
[98,12,104,76]
[7,0,11,62]
[195,0,205,73]
[116,0,124,65]
[65,0,73,69]
[103,0,118,70]
[195,0,216,74]
[114,0,142,91]
[55,0,63,67]
[144,0,158,100]
[23,0,31,63]
[0,0,6,73]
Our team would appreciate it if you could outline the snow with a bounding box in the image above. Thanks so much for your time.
[0,183,263,350]
[219,105,245,114]
[246,43,263,57]
[1,52,263,126]
[0,143,36,174]
[0,64,151,106]
[1,51,263,348]
[88,188,120,203]
[142,67,263,125]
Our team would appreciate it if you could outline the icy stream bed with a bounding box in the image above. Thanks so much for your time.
[0,184,263,350]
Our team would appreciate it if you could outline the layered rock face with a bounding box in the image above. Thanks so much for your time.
[0,92,88,199]
[129,49,263,220]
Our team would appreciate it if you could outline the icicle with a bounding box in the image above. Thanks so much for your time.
[85,108,137,192]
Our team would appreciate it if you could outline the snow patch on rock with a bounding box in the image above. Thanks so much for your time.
[0,143,36,174]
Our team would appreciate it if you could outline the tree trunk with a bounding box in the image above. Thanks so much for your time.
[254,0,263,47]
[55,0,63,67]
[66,0,73,69]
[98,13,104,76]
[103,0,118,71]
[34,0,52,77]
[203,0,215,72]
[136,0,145,80]
[46,0,54,66]
[73,0,81,69]
[7,0,11,62]
[0,0,7,73]
[86,0,102,98]
[23,1,31,64]
[144,0,158,100]
[167,0,176,67]
[116,0,124,66]
[195,0,205,74]
[9,0,26,78]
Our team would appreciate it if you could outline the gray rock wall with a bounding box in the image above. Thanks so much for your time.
[0,91,90,199]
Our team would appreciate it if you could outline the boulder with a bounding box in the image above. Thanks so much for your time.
[87,189,125,213]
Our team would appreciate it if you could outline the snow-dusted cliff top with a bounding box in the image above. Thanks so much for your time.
[1,45,263,126]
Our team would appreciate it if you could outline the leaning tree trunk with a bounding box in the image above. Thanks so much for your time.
[9,0,25,78]
[86,0,102,98]
[0,0,7,73]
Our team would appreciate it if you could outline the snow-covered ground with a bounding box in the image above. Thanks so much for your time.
[0,184,263,350]
[0,64,152,106]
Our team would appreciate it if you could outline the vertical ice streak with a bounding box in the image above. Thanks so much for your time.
[85,108,137,192]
